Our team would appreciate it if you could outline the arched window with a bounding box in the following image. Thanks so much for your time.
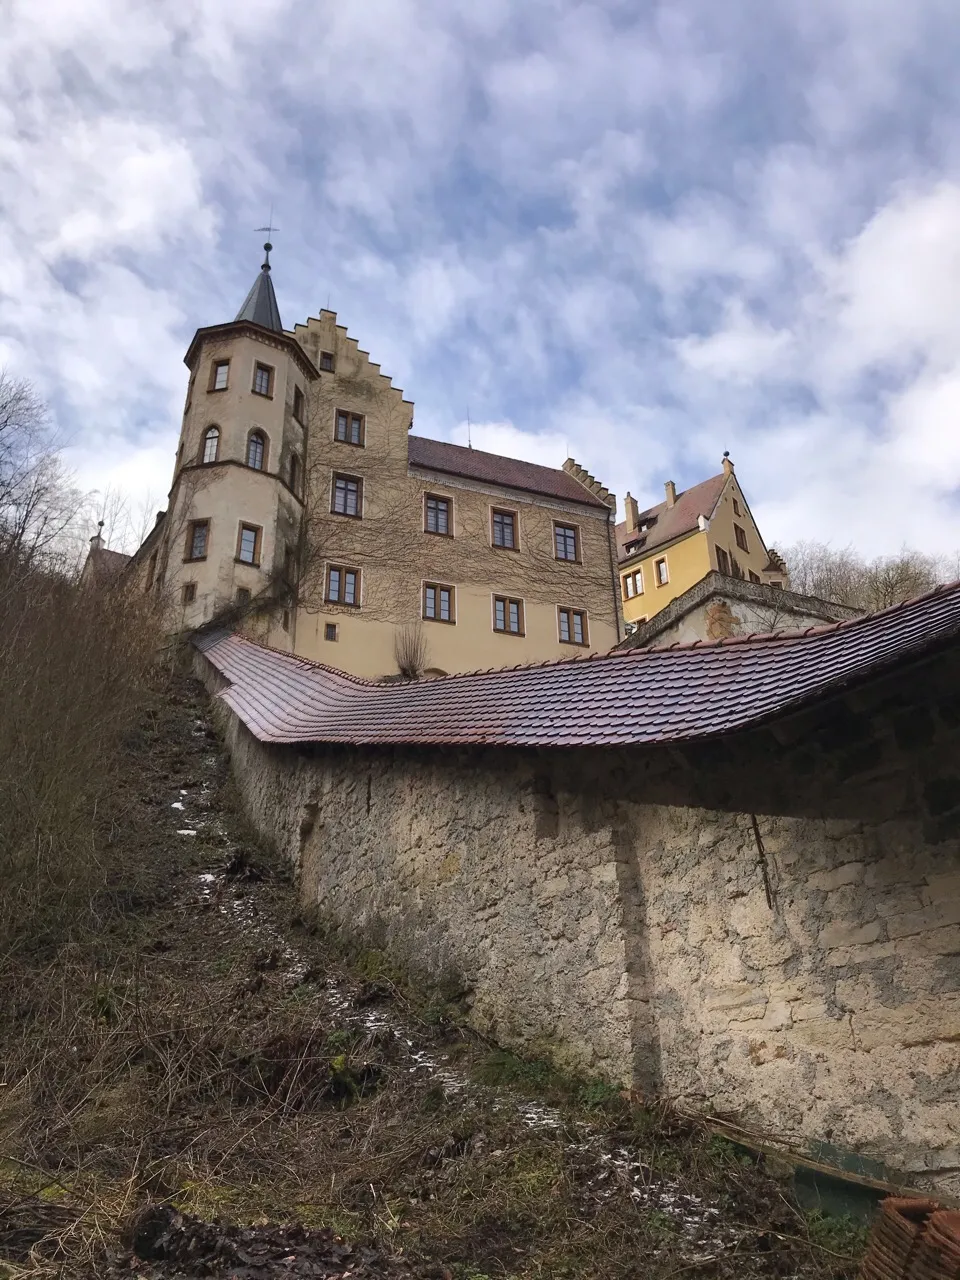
[247,431,266,470]
[201,426,220,464]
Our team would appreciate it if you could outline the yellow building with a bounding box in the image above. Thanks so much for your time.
[617,457,788,631]
[119,245,622,679]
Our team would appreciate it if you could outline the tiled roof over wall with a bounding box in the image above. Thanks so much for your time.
[196,583,960,748]
[407,437,611,509]
[616,473,727,560]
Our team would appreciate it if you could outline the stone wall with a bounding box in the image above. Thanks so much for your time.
[199,645,960,1195]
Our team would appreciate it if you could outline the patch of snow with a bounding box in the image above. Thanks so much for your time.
[171,801,185,811]
[177,829,198,836]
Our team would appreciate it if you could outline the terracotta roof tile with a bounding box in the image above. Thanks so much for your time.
[195,582,960,748]
[617,473,727,560]
[407,436,610,509]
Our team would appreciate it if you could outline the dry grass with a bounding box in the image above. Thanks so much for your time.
[0,670,869,1279]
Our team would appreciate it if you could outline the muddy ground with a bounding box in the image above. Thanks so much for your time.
[0,672,867,1279]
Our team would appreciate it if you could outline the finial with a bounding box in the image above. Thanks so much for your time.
[97,519,105,531]
[255,210,278,272]
[723,450,730,458]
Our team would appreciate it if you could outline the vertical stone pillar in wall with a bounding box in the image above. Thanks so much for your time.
[613,821,663,1097]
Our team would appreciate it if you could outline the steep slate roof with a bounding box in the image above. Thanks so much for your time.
[408,437,611,509]
[235,259,283,333]
[617,472,727,560]
[83,545,132,582]
[195,581,960,748]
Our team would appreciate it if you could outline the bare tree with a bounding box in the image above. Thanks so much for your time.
[0,371,88,566]
[784,540,953,612]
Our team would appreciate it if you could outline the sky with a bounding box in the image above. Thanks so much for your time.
[3,0,960,556]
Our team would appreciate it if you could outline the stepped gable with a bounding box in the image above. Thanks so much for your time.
[617,472,726,559]
[195,580,960,747]
[407,437,612,509]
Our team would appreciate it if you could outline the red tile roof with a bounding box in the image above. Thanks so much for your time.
[617,472,727,560]
[195,582,960,747]
[407,436,610,509]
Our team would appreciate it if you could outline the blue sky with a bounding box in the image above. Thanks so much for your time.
[3,0,960,555]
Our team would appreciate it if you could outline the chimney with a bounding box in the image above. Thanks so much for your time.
[722,451,734,476]
[664,480,677,508]
[623,492,639,532]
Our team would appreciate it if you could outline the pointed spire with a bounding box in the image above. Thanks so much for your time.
[235,241,283,332]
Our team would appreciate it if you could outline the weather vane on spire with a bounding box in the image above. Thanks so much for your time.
[255,207,278,270]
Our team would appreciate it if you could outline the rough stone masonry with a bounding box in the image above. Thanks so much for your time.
[198,643,960,1198]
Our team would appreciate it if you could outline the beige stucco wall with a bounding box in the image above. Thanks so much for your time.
[198,642,960,1195]
[644,596,847,647]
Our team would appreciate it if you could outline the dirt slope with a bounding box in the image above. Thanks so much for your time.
[0,672,865,1279]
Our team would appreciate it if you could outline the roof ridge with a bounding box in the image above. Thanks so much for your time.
[410,434,570,477]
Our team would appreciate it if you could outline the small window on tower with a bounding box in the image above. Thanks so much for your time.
[324,622,338,641]
[252,363,273,397]
[293,386,305,423]
[182,583,197,605]
[236,587,251,606]
[210,360,229,392]
[246,431,266,470]
[185,520,209,562]
[320,351,335,372]
[201,425,220,464]
[237,523,261,565]
[335,409,364,446]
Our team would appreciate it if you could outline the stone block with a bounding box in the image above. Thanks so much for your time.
[540,875,570,899]
[790,1016,856,1052]
[792,998,830,1021]
[704,982,769,1013]
[820,919,883,950]
[886,900,960,940]
[808,863,865,891]
[826,941,898,967]
[875,889,926,918]
[761,1000,793,1030]
[853,995,960,1051]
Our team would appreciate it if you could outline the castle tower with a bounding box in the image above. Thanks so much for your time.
[158,243,319,648]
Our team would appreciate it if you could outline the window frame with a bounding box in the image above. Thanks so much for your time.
[201,425,220,464]
[236,586,251,606]
[184,519,210,563]
[733,497,742,517]
[208,359,230,392]
[181,582,196,605]
[492,594,525,636]
[553,521,580,563]
[236,522,262,567]
[324,622,339,642]
[331,472,363,518]
[654,556,669,586]
[334,408,365,447]
[288,451,301,496]
[557,606,589,647]
[749,570,761,583]
[716,547,731,575]
[422,581,456,625]
[424,493,453,537]
[252,361,274,398]
[246,429,267,471]
[320,351,335,372]
[325,563,361,608]
[491,507,519,551]
[734,523,749,553]
[292,385,305,424]
[622,568,643,599]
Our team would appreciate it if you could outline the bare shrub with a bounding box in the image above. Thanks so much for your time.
[393,623,428,680]
[784,540,958,612]
[0,550,158,955]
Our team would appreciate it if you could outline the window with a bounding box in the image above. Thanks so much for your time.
[423,582,455,623]
[716,547,730,575]
[332,473,362,517]
[335,409,364,446]
[247,431,266,470]
[622,569,643,599]
[749,570,761,583]
[493,595,524,635]
[654,557,669,586]
[253,363,273,397]
[734,524,749,552]
[237,523,261,565]
[324,622,338,642]
[185,520,209,561]
[201,425,220,464]
[492,509,517,550]
[282,609,290,631]
[554,523,579,562]
[236,587,251,606]
[146,550,158,590]
[293,386,305,423]
[289,452,300,495]
[182,583,197,605]
[425,495,451,535]
[210,360,229,392]
[558,607,588,646]
[326,564,360,606]
[320,351,335,372]
[733,498,742,516]
[770,580,783,591]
